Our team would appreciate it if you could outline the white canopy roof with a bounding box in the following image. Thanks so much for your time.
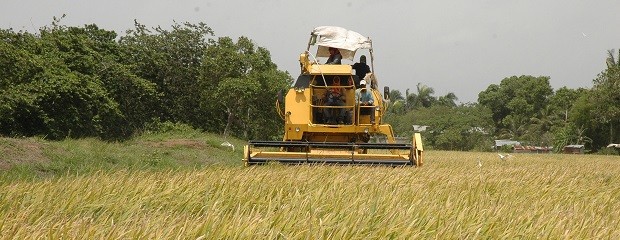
[310,26,372,61]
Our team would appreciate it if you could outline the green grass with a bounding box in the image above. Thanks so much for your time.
[0,130,245,181]
[1,134,620,238]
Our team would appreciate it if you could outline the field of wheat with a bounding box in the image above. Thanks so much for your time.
[1,151,619,239]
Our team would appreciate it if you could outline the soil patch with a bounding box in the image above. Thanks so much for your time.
[0,138,50,170]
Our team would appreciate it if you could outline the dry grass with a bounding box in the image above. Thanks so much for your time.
[1,151,619,239]
[0,138,49,170]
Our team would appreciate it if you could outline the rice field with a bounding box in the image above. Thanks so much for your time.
[1,151,620,239]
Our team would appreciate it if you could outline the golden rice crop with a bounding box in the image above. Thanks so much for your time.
[1,151,619,239]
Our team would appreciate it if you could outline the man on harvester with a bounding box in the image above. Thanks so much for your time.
[356,79,375,124]
[243,26,424,166]
[323,76,346,124]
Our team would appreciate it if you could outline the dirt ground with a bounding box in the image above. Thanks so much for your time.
[0,138,49,170]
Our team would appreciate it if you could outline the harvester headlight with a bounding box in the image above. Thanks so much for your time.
[364,128,369,133]
[295,127,301,132]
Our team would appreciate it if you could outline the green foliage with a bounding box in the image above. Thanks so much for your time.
[437,92,458,107]
[552,123,592,152]
[591,62,620,143]
[548,87,586,123]
[97,64,160,136]
[143,120,198,135]
[597,147,620,155]
[478,75,553,143]
[119,21,214,126]
[0,26,127,139]
[0,130,245,180]
[119,23,292,140]
[400,83,437,110]
[3,19,617,151]
[199,36,292,138]
[386,103,493,151]
[1,19,291,141]
[562,50,620,151]
[498,144,514,153]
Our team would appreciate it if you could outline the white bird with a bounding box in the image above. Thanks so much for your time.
[220,141,235,152]
[498,153,513,160]
[582,32,587,37]
[477,158,482,167]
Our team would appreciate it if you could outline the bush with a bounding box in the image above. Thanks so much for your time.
[143,120,197,134]
[597,147,620,155]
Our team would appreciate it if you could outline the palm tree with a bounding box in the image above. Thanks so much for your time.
[437,92,458,107]
[387,89,405,114]
[388,89,404,102]
[416,83,436,108]
[404,88,418,110]
[606,49,620,69]
[529,105,557,133]
[603,49,620,144]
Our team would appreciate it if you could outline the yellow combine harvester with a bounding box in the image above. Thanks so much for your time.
[243,26,423,166]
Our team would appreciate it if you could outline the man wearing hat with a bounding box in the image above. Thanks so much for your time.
[355,80,375,124]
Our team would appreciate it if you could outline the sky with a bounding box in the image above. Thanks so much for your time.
[2,0,620,103]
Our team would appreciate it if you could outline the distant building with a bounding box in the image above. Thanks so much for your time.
[494,140,521,150]
[563,145,585,154]
[514,145,553,154]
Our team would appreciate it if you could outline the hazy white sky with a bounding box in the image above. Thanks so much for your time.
[2,0,619,103]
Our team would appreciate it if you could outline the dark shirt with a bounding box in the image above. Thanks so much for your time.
[352,62,370,80]
[326,53,342,64]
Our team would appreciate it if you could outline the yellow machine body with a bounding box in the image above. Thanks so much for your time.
[243,27,423,166]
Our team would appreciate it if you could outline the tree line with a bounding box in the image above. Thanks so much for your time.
[0,19,292,140]
[385,53,620,152]
[1,19,617,153]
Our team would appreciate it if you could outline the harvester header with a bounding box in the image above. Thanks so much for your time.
[243,26,423,166]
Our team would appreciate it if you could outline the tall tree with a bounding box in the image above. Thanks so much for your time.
[386,89,405,114]
[478,75,553,142]
[589,49,620,145]
[437,92,458,107]
[387,103,493,151]
[0,24,130,139]
[606,49,620,69]
[119,21,214,127]
[404,88,417,110]
[548,87,586,123]
[416,83,436,108]
[199,36,292,139]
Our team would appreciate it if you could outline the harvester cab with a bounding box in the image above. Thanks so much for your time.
[243,26,423,166]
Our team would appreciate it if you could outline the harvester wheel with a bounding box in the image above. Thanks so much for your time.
[410,133,424,167]
[415,150,423,167]
[410,138,423,167]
